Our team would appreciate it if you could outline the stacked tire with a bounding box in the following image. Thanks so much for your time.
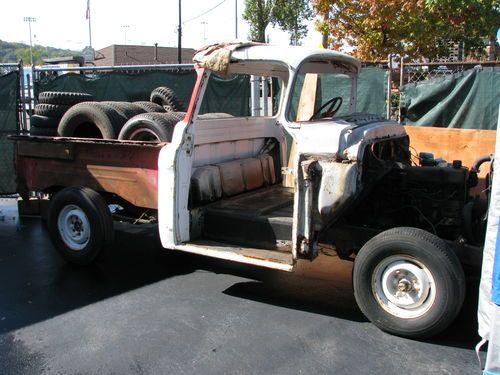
[30,92,93,136]
[150,86,185,112]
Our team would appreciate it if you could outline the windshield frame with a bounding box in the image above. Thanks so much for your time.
[285,59,358,124]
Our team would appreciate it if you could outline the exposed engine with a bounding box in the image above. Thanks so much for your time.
[344,141,491,245]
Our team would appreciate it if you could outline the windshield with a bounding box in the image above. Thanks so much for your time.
[288,61,354,122]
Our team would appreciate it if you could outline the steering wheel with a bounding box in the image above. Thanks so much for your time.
[309,96,343,121]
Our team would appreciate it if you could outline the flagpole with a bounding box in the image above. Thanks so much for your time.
[87,0,92,47]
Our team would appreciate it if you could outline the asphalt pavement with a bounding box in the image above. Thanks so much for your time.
[0,198,484,374]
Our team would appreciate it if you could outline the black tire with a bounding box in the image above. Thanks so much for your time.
[38,91,93,105]
[150,86,185,112]
[352,227,465,339]
[30,114,59,128]
[198,112,234,119]
[118,112,181,142]
[34,103,71,117]
[30,126,58,136]
[47,186,114,265]
[133,101,166,113]
[57,102,126,139]
[100,101,146,119]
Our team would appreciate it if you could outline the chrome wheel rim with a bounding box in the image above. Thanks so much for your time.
[372,255,436,319]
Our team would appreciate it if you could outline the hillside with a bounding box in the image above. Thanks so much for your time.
[0,40,79,64]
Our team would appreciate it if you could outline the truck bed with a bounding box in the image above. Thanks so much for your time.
[12,135,163,209]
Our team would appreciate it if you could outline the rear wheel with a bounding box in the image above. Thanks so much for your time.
[352,227,465,339]
[47,187,114,265]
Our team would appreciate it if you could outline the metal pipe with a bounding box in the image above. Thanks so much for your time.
[250,75,261,116]
[178,0,182,64]
[386,54,392,119]
[26,73,33,118]
[33,63,194,72]
[18,65,27,133]
[235,0,238,39]
[0,63,20,67]
[262,77,269,115]
[399,56,404,123]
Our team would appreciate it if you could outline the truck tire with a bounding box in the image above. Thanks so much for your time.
[38,91,93,105]
[30,114,59,128]
[352,227,465,339]
[133,101,166,113]
[100,101,146,119]
[150,86,185,112]
[118,112,181,142]
[58,102,125,139]
[34,103,71,118]
[47,187,114,265]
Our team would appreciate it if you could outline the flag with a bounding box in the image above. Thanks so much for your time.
[86,0,90,20]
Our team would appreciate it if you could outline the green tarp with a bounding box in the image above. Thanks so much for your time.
[36,71,251,116]
[36,70,197,107]
[402,67,500,130]
[0,71,18,194]
[290,67,387,120]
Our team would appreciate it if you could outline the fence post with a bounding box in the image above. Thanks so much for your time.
[399,56,404,123]
[386,54,392,119]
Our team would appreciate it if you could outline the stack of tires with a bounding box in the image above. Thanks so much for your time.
[31,86,189,142]
[30,92,93,136]
[57,101,156,139]
[117,86,187,143]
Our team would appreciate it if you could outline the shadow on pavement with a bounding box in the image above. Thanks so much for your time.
[0,217,481,352]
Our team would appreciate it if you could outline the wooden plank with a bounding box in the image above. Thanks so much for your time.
[296,73,318,121]
[405,126,496,196]
[405,126,496,176]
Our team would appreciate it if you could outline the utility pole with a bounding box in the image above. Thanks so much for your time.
[177,0,182,64]
[86,0,92,47]
[235,0,238,39]
[23,17,36,66]
[201,21,208,45]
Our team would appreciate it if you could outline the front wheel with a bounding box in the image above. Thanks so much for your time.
[47,187,114,265]
[352,227,465,339]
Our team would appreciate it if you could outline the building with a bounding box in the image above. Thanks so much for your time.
[94,44,196,66]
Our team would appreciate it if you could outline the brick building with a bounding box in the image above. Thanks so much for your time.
[94,44,196,66]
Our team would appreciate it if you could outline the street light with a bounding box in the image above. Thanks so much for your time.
[121,25,130,45]
[23,17,36,65]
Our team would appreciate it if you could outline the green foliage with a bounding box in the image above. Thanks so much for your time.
[0,40,78,65]
[243,0,274,42]
[272,0,314,45]
[312,0,499,60]
[243,0,313,44]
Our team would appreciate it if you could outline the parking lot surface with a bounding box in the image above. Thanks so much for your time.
[0,199,483,374]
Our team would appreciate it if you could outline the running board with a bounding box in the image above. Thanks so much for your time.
[173,240,294,271]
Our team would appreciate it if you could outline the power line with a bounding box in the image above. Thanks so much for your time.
[182,0,227,24]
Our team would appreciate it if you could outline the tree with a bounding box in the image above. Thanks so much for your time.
[272,0,314,45]
[243,0,274,43]
[312,0,499,60]
[15,46,44,65]
[243,0,313,45]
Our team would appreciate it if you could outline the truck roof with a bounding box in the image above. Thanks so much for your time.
[231,44,360,72]
[193,42,360,77]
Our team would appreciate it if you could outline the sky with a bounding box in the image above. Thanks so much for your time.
[0,0,322,52]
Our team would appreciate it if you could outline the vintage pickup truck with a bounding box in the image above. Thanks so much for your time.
[12,43,488,339]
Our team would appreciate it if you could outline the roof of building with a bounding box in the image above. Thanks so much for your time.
[95,44,196,66]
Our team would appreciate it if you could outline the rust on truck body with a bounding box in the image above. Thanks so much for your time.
[13,135,162,209]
